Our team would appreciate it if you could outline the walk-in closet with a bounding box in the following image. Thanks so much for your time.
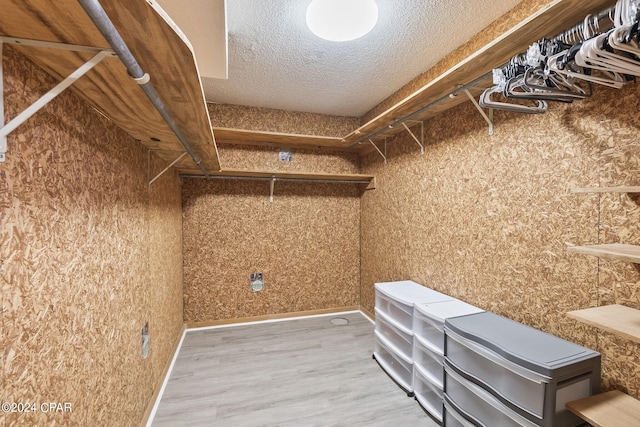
[3,0,640,426]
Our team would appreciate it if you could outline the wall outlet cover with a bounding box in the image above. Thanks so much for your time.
[141,322,149,359]
[279,148,292,162]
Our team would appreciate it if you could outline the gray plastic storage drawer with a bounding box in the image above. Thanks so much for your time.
[375,291,414,331]
[443,398,475,427]
[414,366,444,423]
[374,333,413,393]
[375,308,413,360]
[375,281,452,330]
[414,336,444,388]
[413,299,484,355]
[445,362,539,427]
[445,312,600,427]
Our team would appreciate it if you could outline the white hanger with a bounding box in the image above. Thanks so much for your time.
[576,32,640,76]
[547,49,627,88]
[608,25,640,57]
[479,85,548,114]
[614,0,638,28]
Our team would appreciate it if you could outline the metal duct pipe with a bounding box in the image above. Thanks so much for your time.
[77,0,209,177]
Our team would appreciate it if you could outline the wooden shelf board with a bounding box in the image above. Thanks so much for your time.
[213,128,346,149]
[567,244,640,264]
[1,0,220,171]
[572,186,640,193]
[120,0,615,158]
[566,390,640,427]
[3,1,616,167]
[566,304,640,344]
[345,0,616,147]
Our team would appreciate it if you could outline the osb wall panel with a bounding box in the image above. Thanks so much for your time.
[218,144,360,174]
[595,116,640,394]
[361,0,558,124]
[182,179,360,322]
[207,103,359,137]
[146,154,184,414]
[360,80,640,397]
[1,47,183,426]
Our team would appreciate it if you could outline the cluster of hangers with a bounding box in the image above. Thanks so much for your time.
[479,0,640,114]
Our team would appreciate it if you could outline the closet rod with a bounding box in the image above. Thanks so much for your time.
[351,2,623,149]
[349,70,493,148]
[180,174,372,185]
[554,5,616,42]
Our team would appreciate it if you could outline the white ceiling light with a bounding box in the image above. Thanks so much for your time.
[306,0,378,42]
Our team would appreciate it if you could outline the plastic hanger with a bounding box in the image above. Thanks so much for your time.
[479,85,548,114]
[547,48,627,88]
[575,31,640,77]
[521,68,591,101]
[502,40,591,103]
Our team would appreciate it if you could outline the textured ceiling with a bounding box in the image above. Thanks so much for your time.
[202,0,523,118]
[157,0,228,80]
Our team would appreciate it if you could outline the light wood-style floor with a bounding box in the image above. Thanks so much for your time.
[151,312,438,426]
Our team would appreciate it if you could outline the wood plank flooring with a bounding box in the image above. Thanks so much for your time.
[151,312,437,426]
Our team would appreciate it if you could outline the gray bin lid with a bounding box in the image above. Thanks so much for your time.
[445,312,600,377]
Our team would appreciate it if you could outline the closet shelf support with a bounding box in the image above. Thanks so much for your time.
[270,175,275,202]
[463,89,494,135]
[0,39,116,162]
[401,121,424,155]
[149,152,187,187]
[369,139,387,164]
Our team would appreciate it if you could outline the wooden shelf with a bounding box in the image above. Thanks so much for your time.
[1,0,220,171]
[179,168,376,190]
[572,187,640,193]
[213,128,347,150]
[3,1,617,165]
[199,1,616,156]
[567,304,640,344]
[343,0,617,150]
[566,390,640,427]
[567,244,640,264]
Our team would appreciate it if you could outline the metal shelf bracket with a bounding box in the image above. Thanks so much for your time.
[463,89,494,135]
[149,152,187,187]
[0,37,115,162]
[369,139,387,164]
[269,175,276,202]
[401,121,424,155]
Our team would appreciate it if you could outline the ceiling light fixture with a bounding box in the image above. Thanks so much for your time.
[306,0,378,42]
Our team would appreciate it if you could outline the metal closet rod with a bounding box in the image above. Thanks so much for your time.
[77,0,209,177]
[351,2,622,149]
[555,5,616,42]
[180,174,371,185]
[349,70,493,149]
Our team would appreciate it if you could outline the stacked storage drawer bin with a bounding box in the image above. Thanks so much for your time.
[444,312,601,427]
[373,281,452,395]
[413,300,484,423]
